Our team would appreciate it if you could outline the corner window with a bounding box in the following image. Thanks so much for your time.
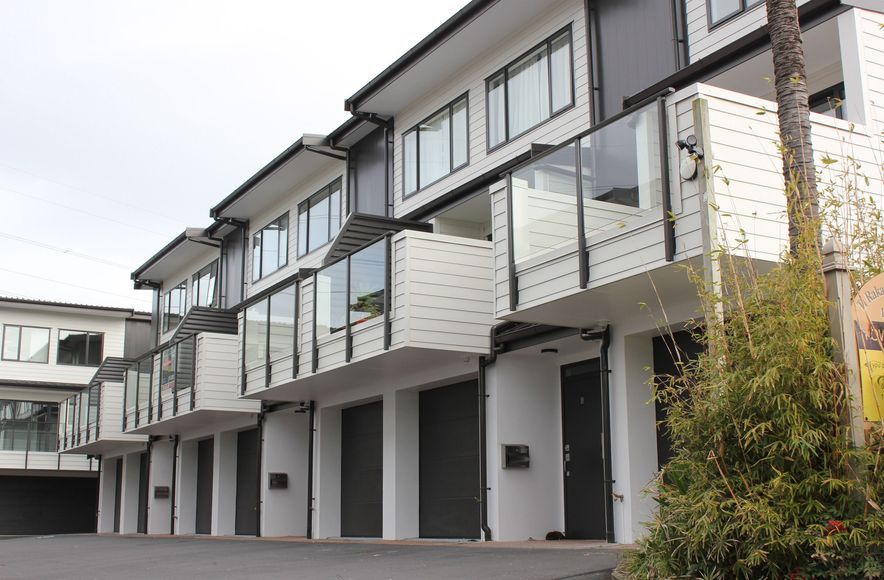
[486,27,574,150]
[0,401,58,452]
[809,83,845,120]
[192,260,219,308]
[57,330,103,366]
[297,179,342,257]
[1,325,50,363]
[403,94,469,196]
[253,214,289,281]
[163,281,187,333]
[707,0,763,28]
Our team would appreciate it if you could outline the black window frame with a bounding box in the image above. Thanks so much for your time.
[809,82,846,120]
[485,25,575,153]
[402,93,470,199]
[191,260,220,308]
[297,178,343,257]
[162,280,188,333]
[252,213,290,282]
[56,328,104,367]
[1,324,51,364]
[707,0,764,30]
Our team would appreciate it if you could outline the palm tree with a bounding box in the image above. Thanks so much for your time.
[766,0,819,251]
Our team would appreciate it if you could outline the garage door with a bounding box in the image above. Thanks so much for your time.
[0,475,97,534]
[340,401,383,537]
[419,380,480,539]
[196,437,214,534]
[235,428,259,536]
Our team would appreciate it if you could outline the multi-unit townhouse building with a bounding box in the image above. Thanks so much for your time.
[65,0,883,544]
[0,297,149,534]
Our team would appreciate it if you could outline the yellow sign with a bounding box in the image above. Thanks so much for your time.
[853,273,884,422]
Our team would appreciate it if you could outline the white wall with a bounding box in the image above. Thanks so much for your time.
[147,439,173,534]
[382,389,419,540]
[261,410,310,537]
[120,451,142,534]
[214,430,237,535]
[176,438,198,535]
[314,405,341,539]
[97,456,118,533]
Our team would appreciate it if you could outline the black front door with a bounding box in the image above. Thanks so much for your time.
[113,458,123,533]
[561,359,608,540]
[137,452,149,534]
[419,380,480,539]
[196,438,214,534]
[340,401,383,537]
[653,331,703,469]
[235,428,259,535]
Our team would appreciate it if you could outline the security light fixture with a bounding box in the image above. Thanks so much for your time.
[676,134,704,159]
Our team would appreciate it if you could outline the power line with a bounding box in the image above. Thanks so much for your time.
[0,266,152,305]
[0,161,185,226]
[0,231,130,269]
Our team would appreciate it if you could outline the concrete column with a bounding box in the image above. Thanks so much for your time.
[119,452,141,534]
[315,406,341,539]
[261,410,309,537]
[97,457,118,533]
[214,431,237,536]
[147,439,173,534]
[176,439,198,535]
[382,390,418,540]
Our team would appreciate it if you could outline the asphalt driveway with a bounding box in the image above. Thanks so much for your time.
[0,534,622,580]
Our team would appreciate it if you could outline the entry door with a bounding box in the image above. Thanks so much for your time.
[340,401,383,537]
[419,380,480,539]
[137,452,149,534]
[561,359,608,540]
[652,331,702,469]
[235,429,259,535]
[195,438,214,534]
[113,458,123,533]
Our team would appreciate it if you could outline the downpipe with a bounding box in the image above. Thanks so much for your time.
[306,400,316,539]
[170,435,179,534]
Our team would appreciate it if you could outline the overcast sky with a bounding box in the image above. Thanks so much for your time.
[0,0,468,311]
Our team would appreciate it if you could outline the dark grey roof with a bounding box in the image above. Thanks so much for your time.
[323,213,433,265]
[169,306,239,343]
[0,296,147,317]
[89,357,135,386]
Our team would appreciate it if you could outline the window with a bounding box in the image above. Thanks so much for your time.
[163,281,187,333]
[192,261,219,308]
[403,94,469,196]
[1,325,50,363]
[707,0,763,28]
[809,83,846,120]
[486,27,573,150]
[57,330,103,366]
[0,401,58,452]
[253,214,289,281]
[298,180,342,257]
[315,238,386,338]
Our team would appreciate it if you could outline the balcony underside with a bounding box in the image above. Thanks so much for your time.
[127,408,259,436]
[244,345,485,403]
[61,437,146,457]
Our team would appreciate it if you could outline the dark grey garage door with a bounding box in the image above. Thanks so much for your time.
[419,380,480,539]
[235,428,259,536]
[0,475,97,534]
[340,401,383,537]
[196,437,214,534]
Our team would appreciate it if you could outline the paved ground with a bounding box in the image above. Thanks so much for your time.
[0,534,624,580]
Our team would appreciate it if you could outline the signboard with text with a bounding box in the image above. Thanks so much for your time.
[853,273,884,422]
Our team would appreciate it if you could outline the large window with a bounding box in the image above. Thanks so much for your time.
[298,179,342,257]
[0,401,58,452]
[486,27,573,150]
[707,0,763,27]
[1,325,50,363]
[163,281,187,333]
[253,214,289,281]
[192,261,219,308]
[315,239,386,338]
[57,330,103,366]
[403,95,469,196]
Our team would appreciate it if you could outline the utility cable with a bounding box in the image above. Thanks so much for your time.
[0,266,152,305]
[0,231,130,269]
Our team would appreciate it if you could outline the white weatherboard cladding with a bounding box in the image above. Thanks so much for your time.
[194,333,258,413]
[392,0,590,218]
[245,162,347,299]
[855,8,884,136]
[685,0,815,62]
[97,382,147,444]
[158,244,218,345]
[0,306,127,385]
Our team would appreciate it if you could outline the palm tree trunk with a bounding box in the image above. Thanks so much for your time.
[766,0,819,252]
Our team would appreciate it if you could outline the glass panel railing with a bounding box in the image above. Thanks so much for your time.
[136,357,152,426]
[349,240,386,328]
[316,260,347,338]
[242,282,298,393]
[269,285,296,363]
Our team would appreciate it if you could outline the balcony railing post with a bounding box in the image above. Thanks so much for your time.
[241,311,248,396]
[24,413,31,469]
[190,336,196,412]
[172,343,179,417]
[345,255,352,363]
[147,360,153,423]
[311,275,318,374]
[95,386,101,439]
[383,234,392,351]
[658,92,675,262]
[506,172,518,311]
[292,281,300,379]
[265,299,272,389]
[156,356,162,421]
[575,137,589,289]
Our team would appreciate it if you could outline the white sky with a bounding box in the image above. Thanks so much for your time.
[0,0,469,311]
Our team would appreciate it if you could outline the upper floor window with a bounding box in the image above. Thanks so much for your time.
[0,400,58,452]
[57,330,103,366]
[403,94,469,196]
[163,281,187,333]
[298,179,342,257]
[192,260,219,308]
[809,83,845,120]
[253,214,289,281]
[1,324,50,363]
[707,0,763,28]
[487,27,573,150]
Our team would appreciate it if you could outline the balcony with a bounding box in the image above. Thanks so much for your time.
[241,229,494,400]
[58,358,147,456]
[0,399,93,472]
[124,310,260,435]
[491,83,882,328]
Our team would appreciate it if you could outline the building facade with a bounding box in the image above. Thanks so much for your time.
[70,0,883,543]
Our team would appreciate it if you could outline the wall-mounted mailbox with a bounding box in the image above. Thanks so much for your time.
[154,486,170,499]
[503,444,530,469]
[269,472,288,489]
